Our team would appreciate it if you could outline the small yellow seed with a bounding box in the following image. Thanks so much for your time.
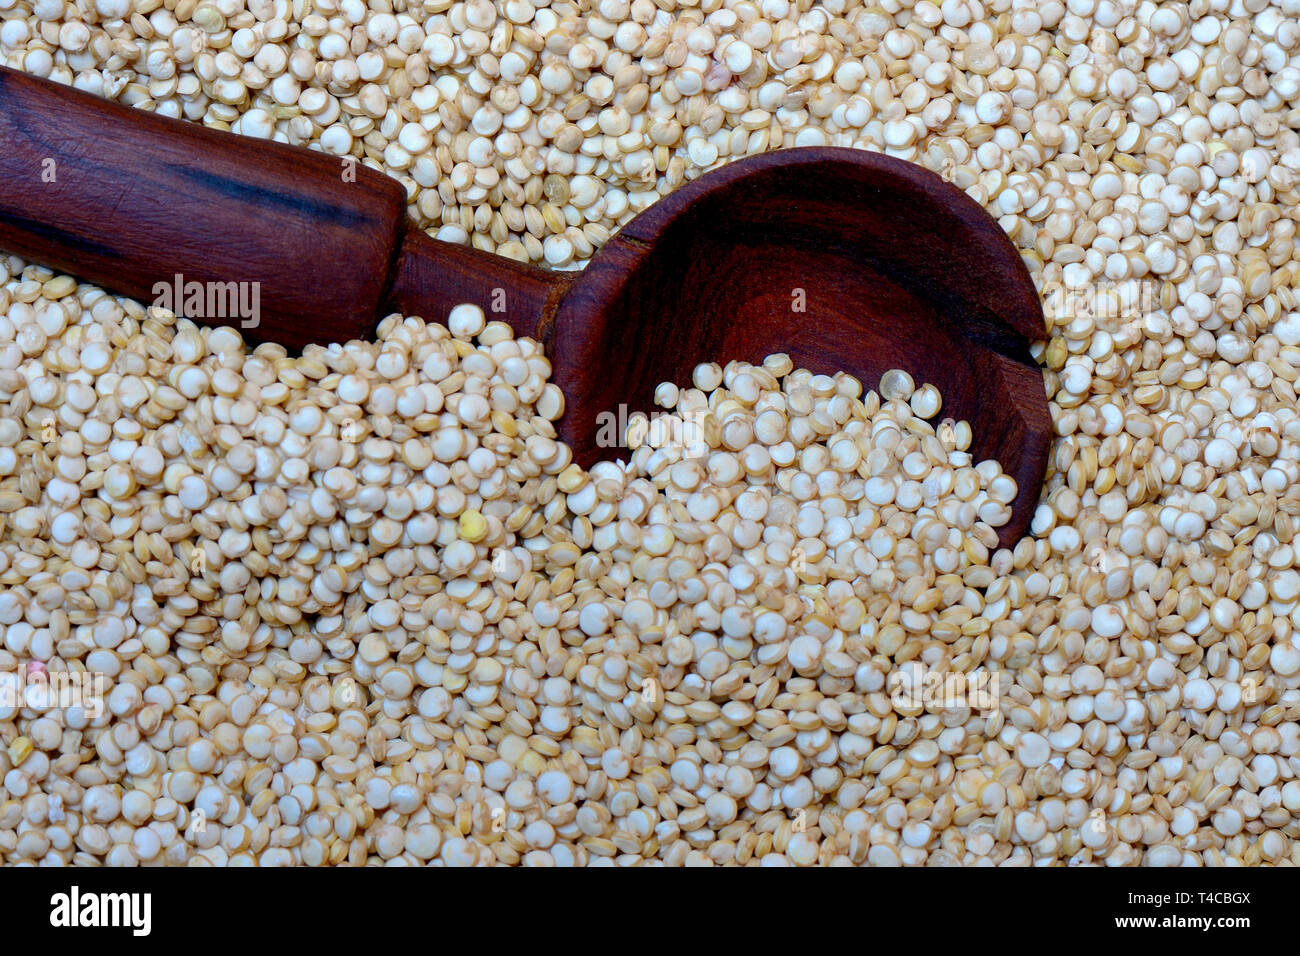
[7,738,33,766]
[458,509,488,543]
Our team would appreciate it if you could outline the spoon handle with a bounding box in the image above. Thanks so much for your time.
[0,65,554,351]
[387,225,571,347]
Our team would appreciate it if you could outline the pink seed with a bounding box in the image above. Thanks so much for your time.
[25,661,47,682]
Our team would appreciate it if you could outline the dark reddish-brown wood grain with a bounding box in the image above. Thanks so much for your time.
[0,65,1050,545]
[551,149,1050,547]
[0,66,408,348]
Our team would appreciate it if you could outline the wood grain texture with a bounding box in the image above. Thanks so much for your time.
[0,65,406,350]
[549,147,1050,546]
[0,68,1050,544]
[387,225,571,346]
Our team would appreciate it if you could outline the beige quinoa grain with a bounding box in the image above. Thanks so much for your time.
[3,0,1300,866]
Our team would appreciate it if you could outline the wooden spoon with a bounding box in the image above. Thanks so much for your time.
[0,65,1050,545]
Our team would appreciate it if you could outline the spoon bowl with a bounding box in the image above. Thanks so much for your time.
[546,148,1051,545]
